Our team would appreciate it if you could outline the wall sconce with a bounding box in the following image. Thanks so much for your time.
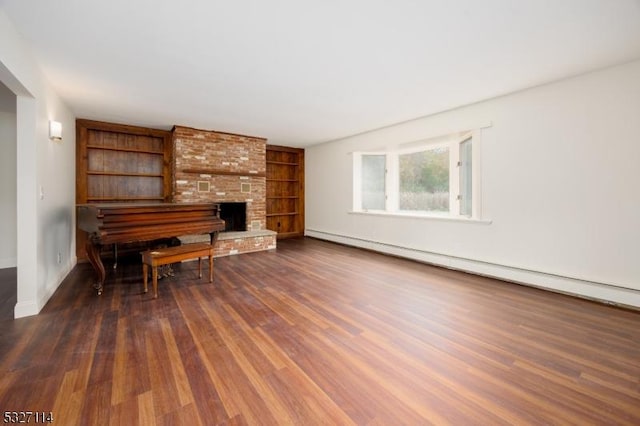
[49,120,62,141]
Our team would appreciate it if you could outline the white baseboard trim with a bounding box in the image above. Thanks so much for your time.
[305,229,640,309]
[38,258,76,312]
[14,300,39,318]
[14,257,77,319]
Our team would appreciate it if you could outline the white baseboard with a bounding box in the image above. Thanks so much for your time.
[38,258,76,311]
[13,300,39,318]
[14,257,77,319]
[305,229,640,309]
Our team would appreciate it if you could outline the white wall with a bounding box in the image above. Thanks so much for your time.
[0,9,76,317]
[306,59,640,308]
[0,81,17,268]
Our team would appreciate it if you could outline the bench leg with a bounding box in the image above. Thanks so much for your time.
[143,263,148,294]
[209,255,213,283]
[198,257,202,279]
[152,266,159,298]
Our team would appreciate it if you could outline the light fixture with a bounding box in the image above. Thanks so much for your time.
[49,120,62,141]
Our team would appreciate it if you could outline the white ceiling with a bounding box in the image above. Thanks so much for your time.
[2,0,640,147]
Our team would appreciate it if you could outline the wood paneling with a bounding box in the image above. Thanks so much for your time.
[1,238,639,425]
[76,119,173,258]
[266,145,304,238]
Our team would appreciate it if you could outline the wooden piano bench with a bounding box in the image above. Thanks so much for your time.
[141,242,214,298]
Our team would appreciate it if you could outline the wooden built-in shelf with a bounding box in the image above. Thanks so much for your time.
[266,145,305,239]
[87,196,166,202]
[267,161,299,166]
[87,171,163,178]
[86,145,165,155]
[76,119,174,260]
[182,168,266,178]
[266,212,299,217]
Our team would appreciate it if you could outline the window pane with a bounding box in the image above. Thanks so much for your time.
[361,155,386,210]
[459,138,472,216]
[399,148,449,212]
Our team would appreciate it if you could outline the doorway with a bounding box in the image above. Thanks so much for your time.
[0,80,17,319]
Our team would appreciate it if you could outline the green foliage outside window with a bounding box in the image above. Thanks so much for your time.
[399,148,449,212]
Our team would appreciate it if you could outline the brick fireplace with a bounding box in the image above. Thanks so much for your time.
[172,126,276,257]
[219,202,247,232]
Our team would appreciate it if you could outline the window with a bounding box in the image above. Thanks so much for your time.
[399,146,450,213]
[353,129,480,218]
[459,137,472,217]
[361,154,386,210]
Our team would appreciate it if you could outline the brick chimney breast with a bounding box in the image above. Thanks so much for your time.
[172,126,275,257]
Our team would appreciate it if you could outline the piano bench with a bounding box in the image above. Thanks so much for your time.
[141,243,214,298]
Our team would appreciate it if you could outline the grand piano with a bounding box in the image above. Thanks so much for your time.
[77,202,225,295]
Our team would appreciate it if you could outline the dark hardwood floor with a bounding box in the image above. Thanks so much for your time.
[0,267,17,321]
[0,238,638,425]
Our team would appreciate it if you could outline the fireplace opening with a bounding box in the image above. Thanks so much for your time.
[219,202,246,232]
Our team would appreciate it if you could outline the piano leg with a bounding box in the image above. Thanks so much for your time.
[86,236,106,295]
[210,231,220,247]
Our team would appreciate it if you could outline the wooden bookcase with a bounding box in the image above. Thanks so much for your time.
[76,119,173,204]
[266,145,304,238]
[76,119,173,258]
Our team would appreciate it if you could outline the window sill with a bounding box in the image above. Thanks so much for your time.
[348,210,492,224]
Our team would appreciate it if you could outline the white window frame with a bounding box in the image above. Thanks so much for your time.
[352,127,484,221]
[353,152,388,212]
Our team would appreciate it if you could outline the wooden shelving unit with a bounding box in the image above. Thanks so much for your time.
[266,145,304,239]
[76,119,173,258]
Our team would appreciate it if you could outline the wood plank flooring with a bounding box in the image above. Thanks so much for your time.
[0,237,638,425]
